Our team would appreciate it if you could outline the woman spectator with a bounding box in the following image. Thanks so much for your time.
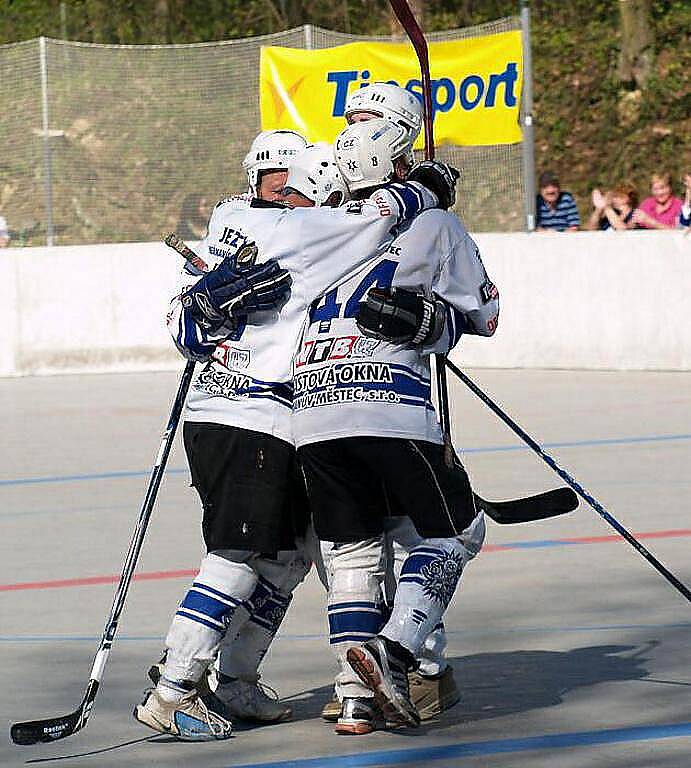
[586,183,639,231]
[176,193,211,241]
[632,172,683,229]
[680,173,691,228]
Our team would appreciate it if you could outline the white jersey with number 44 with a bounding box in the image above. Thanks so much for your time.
[291,208,499,447]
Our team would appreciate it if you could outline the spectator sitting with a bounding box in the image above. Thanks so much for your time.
[0,214,9,247]
[535,171,580,231]
[176,193,211,241]
[632,172,683,229]
[678,173,690,228]
[586,183,639,231]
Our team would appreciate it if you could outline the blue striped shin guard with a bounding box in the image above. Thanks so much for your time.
[218,576,292,680]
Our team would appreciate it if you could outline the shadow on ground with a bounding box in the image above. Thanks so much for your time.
[287,642,653,730]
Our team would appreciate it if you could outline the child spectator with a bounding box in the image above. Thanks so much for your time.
[679,173,690,228]
[586,183,639,231]
[0,214,10,247]
[535,171,580,231]
[632,172,683,229]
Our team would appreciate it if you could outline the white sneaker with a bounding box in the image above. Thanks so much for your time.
[133,688,232,741]
[147,655,228,718]
[215,677,292,723]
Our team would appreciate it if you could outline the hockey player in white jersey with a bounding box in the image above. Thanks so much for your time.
[294,121,499,733]
[319,81,459,725]
[134,128,446,741]
[144,129,311,730]
[242,129,308,200]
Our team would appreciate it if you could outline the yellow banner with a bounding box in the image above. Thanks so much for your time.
[260,32,523,148]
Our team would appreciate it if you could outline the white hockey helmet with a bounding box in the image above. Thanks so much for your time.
[344,82,423,142]
[334,118,412,192]
[284,143,350,207]
[242,129,308,195]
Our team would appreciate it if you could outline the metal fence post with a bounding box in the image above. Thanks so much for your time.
[39,36,55,246]
[520,1,536,232]
[304,24,313,50]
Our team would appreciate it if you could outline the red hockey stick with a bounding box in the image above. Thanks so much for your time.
[388,0,454,457]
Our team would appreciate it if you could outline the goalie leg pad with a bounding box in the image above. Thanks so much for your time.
[164,553,258,683]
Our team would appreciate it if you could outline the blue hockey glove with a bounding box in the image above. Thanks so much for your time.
[182,257,292,331]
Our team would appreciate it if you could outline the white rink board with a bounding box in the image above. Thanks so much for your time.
[2,230,690,376]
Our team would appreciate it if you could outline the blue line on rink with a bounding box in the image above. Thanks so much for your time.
[225,723,691,768]
[1,432,690,487]
[0,467,188,487]
[2,621,690,643]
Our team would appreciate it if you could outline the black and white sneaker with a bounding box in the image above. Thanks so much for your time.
[347,636,420,727]
[333,697,383,735]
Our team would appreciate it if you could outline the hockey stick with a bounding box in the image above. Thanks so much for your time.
[10,239,202,746]
[476,487,577,525]
[388,0,454,466]
[445,359,691,603]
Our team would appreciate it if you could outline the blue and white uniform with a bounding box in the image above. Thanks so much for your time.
[295,208,498,702]
[292,208,499,448]
[167,185,438,446]
[161,183,439,686]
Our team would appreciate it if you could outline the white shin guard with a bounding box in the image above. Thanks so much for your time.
[216,550,310,681]
[382,513,485,658]
[163,553,258,684]
[325,537,386,699]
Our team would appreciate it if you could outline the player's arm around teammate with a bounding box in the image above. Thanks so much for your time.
[293,120,498,734]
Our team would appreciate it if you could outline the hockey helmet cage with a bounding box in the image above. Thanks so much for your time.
[334,118,411,192]
[243,130,308,195]
[284,143,350,207]
[345,82,423,142]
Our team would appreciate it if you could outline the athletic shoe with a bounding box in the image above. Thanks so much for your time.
[333,697,383,735]
[147,655,228,718]
[321,694,342,722]
[409,665,460,720]
[133,688,232,741]
[215,677,292,723]
[346,636,420,727]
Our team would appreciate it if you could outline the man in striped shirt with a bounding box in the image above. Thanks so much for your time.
[536,171,580,232]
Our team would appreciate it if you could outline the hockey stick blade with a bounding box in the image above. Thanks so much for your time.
[11,680,98,745]
[475,487,578,525]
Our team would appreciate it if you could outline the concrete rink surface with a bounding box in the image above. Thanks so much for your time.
[1,368,690,767]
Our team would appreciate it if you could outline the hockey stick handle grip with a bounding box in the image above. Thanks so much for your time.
[164,232,210,273]
[445,358,691,603]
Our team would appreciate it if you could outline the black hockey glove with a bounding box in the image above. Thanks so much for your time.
[356,287,446,346]
[407,161,460,210]
[182,257,292,331]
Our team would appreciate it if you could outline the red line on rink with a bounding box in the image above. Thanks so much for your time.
[0,569,197,593]
[482,528,691,552]
[2,529,690,593]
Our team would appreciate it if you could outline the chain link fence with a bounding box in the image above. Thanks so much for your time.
[0,18,527,247]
